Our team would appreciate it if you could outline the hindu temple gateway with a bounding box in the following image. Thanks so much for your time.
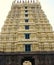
[0,0,54,65]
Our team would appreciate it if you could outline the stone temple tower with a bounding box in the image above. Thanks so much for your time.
[0,0,54,65]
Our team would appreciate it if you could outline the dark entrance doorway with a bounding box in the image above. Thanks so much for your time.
[21,57,35,65]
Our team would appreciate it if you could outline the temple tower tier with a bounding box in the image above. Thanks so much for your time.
[0,0,54,65]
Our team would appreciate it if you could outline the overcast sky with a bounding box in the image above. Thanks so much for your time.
[0,0,54,32]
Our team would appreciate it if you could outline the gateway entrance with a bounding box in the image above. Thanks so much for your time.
[21,57,35,65]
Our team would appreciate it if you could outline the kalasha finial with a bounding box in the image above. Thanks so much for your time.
[20,0,21,3]
[31,0,32,3]
[17,0,19,3]
[23,0,24,3]
[33,0,35,3]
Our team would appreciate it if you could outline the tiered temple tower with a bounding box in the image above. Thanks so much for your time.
[0,0,54,65]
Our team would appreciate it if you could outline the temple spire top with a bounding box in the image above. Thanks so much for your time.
[13,0,40,4]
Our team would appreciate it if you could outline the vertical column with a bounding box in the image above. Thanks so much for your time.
[33,55,38,65]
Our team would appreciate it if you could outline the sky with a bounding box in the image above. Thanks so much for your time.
[0,0,54,32]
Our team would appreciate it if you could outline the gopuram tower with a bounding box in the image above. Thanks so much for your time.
[0,0,54,65]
